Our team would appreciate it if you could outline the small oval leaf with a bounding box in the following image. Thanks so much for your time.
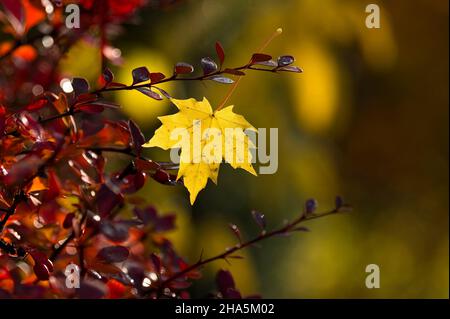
[96,245,129,263]
[277,55,295,67]
[250,53,272,64]
[200,57,218,75]
[132,67,150,84]
[174,62,194,74]
[210,76,234,84]
[136,87,163,100]
[72,78,89,96]
[102,68,114,84]
[150,72,165,83]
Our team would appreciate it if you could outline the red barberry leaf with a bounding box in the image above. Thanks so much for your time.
[174,62,194,74]
[210,76,234,84]
[150,72,166,84]
[215,41,225,66]
[250,53,272,64]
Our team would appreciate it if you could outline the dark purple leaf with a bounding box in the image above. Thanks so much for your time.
[153,86,171,99]
[80,115,105,136]
[277,55,295,67]
[128,120,145,156]
[210,76,234,84]
[216,269,235,296]
[153,215,176,232]
[200,57,218,75]
[136,87,163,100]
[305,198,318,215]
[251,210,266,231]
[72,78,89,96]
[132,66,150,84]
[133,206,176,231]
[335,196,352,212]
[134,206,157,224]
[97,246,129,263]
[96,185,124,217]
[335,196,344,209]
[100,220,129,242]
[102,68,114,84]
[174,62,194,74]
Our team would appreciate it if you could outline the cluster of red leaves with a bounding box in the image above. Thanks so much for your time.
[0,87,202,298]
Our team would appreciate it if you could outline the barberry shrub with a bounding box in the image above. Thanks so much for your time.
[0,0,349,299]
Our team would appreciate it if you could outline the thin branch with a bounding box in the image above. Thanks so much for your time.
[90,62,274,95]
[155,206,349,293]
[81,146,179,170]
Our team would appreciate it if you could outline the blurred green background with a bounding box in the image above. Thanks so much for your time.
[62,0,449,298]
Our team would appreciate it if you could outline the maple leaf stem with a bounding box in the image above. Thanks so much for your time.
[216,28,283,111]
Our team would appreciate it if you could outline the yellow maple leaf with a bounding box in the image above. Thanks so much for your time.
[143,97,257,204]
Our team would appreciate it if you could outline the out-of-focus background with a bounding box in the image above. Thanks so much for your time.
[61,0,449,298]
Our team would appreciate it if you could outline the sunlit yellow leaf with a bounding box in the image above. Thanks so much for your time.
[144,97,257,204]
